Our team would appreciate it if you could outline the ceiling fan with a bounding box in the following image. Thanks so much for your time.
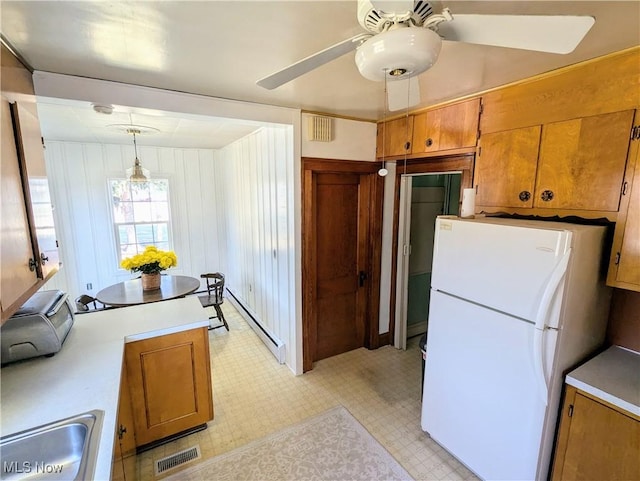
[256,0,595,111]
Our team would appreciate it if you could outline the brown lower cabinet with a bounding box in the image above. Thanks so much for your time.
[551,385,640,481]
[124,327,213,449]
[112,366,137,481]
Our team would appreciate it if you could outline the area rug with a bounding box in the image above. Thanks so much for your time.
[163,406,414,481]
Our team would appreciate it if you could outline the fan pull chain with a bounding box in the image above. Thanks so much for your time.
[379,71,389,177]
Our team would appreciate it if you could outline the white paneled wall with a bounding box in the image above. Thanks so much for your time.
[42,141,224,301]
[214,125,296,368]
[43,125,299,371]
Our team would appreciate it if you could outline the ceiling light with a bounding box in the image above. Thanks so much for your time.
[355,26,442,82]
[125,128,150,183]
[92,103,114,115]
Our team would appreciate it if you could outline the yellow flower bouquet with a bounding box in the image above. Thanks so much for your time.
[120,246,178,275]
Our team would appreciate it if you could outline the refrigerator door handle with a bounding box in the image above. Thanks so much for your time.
[534,248,572,331]
[532,248,572,404]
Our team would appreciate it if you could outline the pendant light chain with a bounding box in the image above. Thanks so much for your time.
[403,77,411,176]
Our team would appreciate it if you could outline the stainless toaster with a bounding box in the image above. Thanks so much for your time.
[1,290,74,365]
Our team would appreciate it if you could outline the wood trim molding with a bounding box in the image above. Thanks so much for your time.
[388,154,474,345]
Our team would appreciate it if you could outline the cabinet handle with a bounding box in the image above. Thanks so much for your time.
[622,181,628,196]
[425,138,433,147]
[118,424,127,440]
[404,141,411,151]
[519,191,531,202]
[28,257,38,272]
[40,253,49,265]
[359,271,367,287]
[540,190,554,202]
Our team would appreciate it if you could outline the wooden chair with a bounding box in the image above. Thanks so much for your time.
[198,273,229,331]
[74,294,106,314]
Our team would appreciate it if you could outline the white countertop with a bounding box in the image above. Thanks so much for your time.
[0,296,209,481]
[566,345,640,417]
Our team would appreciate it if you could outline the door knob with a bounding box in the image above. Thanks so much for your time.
[40,253,49,265]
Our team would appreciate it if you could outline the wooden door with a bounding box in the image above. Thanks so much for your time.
[1,98,39,321]
[552,386,640,481]
[535,110,635,210]
[11,102,60,279]
[125,327,213,447]
[303,159,383,372]
[412,99,480,154]
[474,126,541,207]
[315,172,368,361]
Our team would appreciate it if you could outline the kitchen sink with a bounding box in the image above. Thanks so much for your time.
[0,410,104,480]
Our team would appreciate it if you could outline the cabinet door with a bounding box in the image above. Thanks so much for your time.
[474,126,541,207]
[535,110,635,210]
[11,102,60,279]
[412,98,480,154]
[608,140,640,290]
[1,99,39,319]
[377,116,413,158]
[553,388,640,481]
[125,327,213,447]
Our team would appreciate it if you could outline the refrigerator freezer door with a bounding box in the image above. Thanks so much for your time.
[422,290,549,480]
[431,218,571,322]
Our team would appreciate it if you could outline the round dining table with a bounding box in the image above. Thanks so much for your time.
[95,275,201,307]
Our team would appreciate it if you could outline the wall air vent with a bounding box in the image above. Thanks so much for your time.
[308,116,333,142]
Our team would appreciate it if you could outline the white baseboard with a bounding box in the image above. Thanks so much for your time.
[226,289,286,364]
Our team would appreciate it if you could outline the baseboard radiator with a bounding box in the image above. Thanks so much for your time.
[226,288,286,364]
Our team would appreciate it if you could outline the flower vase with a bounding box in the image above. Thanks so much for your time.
[141,272,161,291]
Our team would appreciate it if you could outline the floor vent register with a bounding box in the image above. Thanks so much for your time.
[155,445,201,475]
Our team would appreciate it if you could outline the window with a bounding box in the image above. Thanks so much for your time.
[110,179,172,263]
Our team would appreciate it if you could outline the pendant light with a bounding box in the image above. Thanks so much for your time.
[126,128,150,182]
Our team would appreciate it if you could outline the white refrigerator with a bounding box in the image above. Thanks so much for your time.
[421,217,611,481]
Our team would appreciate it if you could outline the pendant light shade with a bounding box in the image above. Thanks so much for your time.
[126,128,150,182]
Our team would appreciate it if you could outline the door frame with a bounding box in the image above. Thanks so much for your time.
[389,154,475,345]
[302,158,384,372]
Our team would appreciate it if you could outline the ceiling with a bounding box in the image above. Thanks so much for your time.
[1,1,639,148]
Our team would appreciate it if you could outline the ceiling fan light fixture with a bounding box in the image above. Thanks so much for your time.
[355,26,442,81]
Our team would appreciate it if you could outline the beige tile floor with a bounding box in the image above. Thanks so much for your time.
[137,302,478,481]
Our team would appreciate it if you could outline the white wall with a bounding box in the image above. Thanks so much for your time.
[214,126,296,369]
[42,141,224,299]
[301,113,377,161]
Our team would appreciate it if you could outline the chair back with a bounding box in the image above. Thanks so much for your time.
[200,273,225,304]
[75,294,103,313]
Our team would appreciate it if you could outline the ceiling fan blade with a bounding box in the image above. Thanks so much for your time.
[387,76,421,112]
[257,33,371,90]
[438,14,595,54]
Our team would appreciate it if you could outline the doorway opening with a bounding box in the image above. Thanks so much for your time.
[394,172,462,350]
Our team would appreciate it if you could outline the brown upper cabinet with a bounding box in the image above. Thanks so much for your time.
[475,126,541,208]
[376,116,414,158]
[411,98,481,155]
[475,110,636,212]
[607,136,640,292]
[1,45,60,324]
